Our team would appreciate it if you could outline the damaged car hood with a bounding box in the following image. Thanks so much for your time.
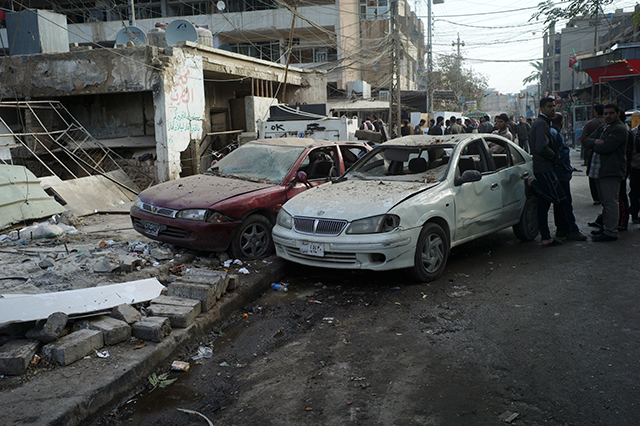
[139,174,273,209]
[284,179,438,220]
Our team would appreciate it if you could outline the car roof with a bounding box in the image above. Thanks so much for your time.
[382,134,474,146]
[248,138,363,148]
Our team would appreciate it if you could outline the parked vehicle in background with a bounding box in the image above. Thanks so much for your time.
[131,138,371,259]
[273,134,537,281]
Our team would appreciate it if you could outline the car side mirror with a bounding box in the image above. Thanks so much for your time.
[455,169,482,186]
[293,171,312,188]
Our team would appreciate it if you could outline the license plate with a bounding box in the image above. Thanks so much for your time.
[300,241,324,257]
[144,220,161,237]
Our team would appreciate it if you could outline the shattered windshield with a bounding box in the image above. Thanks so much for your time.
[208,143,306,184]
[346,145,453,183]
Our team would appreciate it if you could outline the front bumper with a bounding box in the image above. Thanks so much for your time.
[130,206,239,251]
[272,225,420,271]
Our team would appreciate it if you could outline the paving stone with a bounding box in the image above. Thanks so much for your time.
[151,295,202,312]
[88,316,131,345]
[0,340,40,375]
[146,304,198,328]
[111,303,142,324]
[131,317,171,342]
[26,312,69,343]
[42,329,104,366]
[120,255,145,272]
[182,270,229,300]
[167,281,216,312]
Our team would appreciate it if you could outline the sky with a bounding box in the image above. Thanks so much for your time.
[414,0,639,94]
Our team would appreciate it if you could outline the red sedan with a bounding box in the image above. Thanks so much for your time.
[130,138,371,259]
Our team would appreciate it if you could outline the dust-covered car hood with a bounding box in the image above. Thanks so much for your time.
[282,179,438,221]
[138,174,273,209]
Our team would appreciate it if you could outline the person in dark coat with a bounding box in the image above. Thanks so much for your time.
[529,97,565,247]
[583,103,629,241]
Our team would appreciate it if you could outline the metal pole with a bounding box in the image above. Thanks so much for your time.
[129,0,135,26]
[427,0,432,113]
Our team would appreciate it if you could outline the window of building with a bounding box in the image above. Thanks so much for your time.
[554,40,560,55]
[554,61,560,72]
[554,83,560,91]
[231,41,281,62]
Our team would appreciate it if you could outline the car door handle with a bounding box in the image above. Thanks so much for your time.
[491,182,500,190]
[521,171,530,179]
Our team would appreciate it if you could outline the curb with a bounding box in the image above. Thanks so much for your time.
[2,258,288,426]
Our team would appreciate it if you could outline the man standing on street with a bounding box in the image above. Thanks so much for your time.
[581,104,605,204]
[529,98,565,247]
[551,113,587,241]
[372,115,388,142]
[479,115,493,133]
[492,113,514,141]
[583,104,629,242]
[428,116,445,135]
[450,115,464,134]
[516,116,531,153]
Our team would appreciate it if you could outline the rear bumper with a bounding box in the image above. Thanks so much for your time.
[130,206,238,251]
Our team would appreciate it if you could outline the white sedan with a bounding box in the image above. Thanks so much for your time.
[272,134,538,282]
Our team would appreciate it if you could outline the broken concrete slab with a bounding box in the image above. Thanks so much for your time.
[87,316,131,345]
[132,317,171,342]
[181,269,229,300]
[38,258,56,269]
[167,281,216,312]
[42,329,104,366]
[0,278,165,326]
[151,295,202,312]
[0,339,40,375]
[92,256,120,273]
[111,304,142,324]
[146,304,198,328]
[25,312,69,343]
[0,165,65,231]
[149,247,173,260]
[121,255,144,272]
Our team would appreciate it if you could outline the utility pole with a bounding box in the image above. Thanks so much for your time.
[129,0,135,26]
[452,33,464,107]
[389,0,401,137]
[426,0,443,114]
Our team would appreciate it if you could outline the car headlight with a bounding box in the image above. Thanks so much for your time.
[207,211,230,223]
[133,196,144,209]
[176,209,208,221]
[276,209,293,229]
[346,214,400,234]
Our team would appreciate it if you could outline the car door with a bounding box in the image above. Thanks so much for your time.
[452,139,503,242]
[285,146,339,200]
[483,137,530,224]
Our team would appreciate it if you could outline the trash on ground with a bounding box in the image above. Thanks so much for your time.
[499,411,519,423]
[134,344,147,350]
[95,349,110,358]
[191,346,213,361]
[177,408,214,426]
[308,299,322,304]
[271,283,288,291]
[390,286,400,290]
[31,354,41,364]
[233,259,242,265]
[238,267,250,274]
[171,360,190,372]
[219,361,230,367]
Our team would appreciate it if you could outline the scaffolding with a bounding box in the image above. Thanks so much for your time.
[0,100,156,195]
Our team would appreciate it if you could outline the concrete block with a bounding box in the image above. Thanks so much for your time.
[25,312,69,343]
[182,269,229,300]
[42,329,104,366]
[152,295,202,312]
[88,316,131,345]
[147,304,198,328]
[111,303,142,324]
[167,281,216,312]
[0,340,40,376]
[132,317,171,342]
[227,274,238,291]
[121,255,144,272]
[150,247,173,260]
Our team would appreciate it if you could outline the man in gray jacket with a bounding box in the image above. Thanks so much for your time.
[583,103,629,241]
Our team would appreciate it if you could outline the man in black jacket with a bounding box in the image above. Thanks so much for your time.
[529,97,565,247]
[583,104,629,241]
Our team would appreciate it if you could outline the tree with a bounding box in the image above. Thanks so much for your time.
[433,54,488,110]
[531,0,615,25]
[522,61,542,86]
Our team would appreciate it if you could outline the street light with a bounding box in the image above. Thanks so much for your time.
[426,0,443,114]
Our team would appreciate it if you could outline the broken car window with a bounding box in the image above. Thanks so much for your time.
[208,142,305,184]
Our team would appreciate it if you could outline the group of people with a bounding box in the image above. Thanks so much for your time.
[530,98,633,246]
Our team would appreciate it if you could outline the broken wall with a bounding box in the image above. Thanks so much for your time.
[154,48,205,183]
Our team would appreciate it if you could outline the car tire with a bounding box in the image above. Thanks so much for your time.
[229,215,274,259]
[513,195,538,241]
[407,222,449,282]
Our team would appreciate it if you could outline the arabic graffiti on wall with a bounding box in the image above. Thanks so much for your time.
[166,67,204,140]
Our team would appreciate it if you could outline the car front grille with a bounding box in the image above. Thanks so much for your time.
[277,244,357,264]
[293,217,347,236]
[131,217,187,238]
[139,202,178,218]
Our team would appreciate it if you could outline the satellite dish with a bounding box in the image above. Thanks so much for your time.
[217,1,226,11]
[218,43,233,52]
[115,26,147,46]
[165,19,199,46]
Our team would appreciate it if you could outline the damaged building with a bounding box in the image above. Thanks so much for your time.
[0,8,326,193]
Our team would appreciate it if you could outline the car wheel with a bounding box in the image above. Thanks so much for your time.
[229,215,274,259]
[513,195,538,241]
[408,222,449,282]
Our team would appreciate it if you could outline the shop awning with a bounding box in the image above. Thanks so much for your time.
[583,58,640,82]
